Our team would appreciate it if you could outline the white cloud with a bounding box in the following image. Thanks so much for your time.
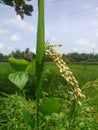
[7,47,15,54]
[72,48,78,52]
[45,30,59,43]
[51,37,57,42]
[95,29,98,37]
[92,20,98,27]
[90,43,96,49]
[0,28,9,34]
[0,43,4,49]
[1,47,15,55]
[76,38,90,45]
[91,20,98,38]
[10,34,20,42]
[45,30,50,37]
[30,48,36,53]
[8,46,13,51]
[4,16,35,32]
[75,38,96,52]
[96,7,98,13]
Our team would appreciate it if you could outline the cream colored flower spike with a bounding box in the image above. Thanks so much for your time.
[45,43,85,102]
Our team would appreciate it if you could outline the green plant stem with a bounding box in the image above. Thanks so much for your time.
[36,0,44,81]
[36,0,45,129]
[68,99,78,130]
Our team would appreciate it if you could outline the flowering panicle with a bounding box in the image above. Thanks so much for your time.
[45,43,85,100]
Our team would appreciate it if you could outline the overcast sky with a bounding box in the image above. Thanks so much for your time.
[1,0,98,54]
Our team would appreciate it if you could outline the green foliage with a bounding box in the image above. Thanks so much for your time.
[0,48,35,62]
[0,93,35,129]
[8,57,29,91]
[41,98,61,116]
[0,0,33,17]
[63,52,98,63]
[0,0,98,129]
[22,107,33,127]
[0,63,98,129]
[9,57,29,71]
[26,59,36,73]
[0,91,98,130]
[0,62,17,94]
[8,72,28,90]
[83,79,98,112]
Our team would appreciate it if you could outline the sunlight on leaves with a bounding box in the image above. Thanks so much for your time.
[8,72,28,90]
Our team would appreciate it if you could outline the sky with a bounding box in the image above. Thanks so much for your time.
[1,0,98,54]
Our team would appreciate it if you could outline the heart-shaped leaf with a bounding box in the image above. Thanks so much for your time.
[8,72,28,90]
[9,57,29,71]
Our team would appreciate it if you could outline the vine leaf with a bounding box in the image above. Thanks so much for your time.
[25,59,36,73]
[8,72,28,90]
[8,57,29,71]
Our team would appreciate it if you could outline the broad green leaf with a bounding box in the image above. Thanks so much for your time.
[41,98,61,115]
[9,57,29,71]
[22,107,32,127]
[25,59,36,72]
[8,72,28,90]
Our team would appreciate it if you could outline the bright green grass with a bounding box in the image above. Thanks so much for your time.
[68,63,98,87]
[0,62,15,82]
[0,62,98,86]
[45,62,98,114]
[0,62,13,74]
[0,62,16,94]
[0,62,98,94]
[45,62,98,87]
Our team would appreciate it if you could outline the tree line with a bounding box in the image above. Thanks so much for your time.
[0,48,35,62]
[0,50,98,63]
[62,52,98,63]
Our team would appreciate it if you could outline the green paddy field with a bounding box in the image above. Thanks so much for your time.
[0,62,98,89]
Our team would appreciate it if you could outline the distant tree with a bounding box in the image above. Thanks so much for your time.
[9,48,35,61]
[62,52,98,63]
[11,49,22,59]
[0,53,9,62]
[3,55,9,62]
[62,54,69,63]
[87,53,94,62]
[0,53,3,61]
[25,48,30,54]
[0,0,33,19]
[66,52,80,62]
[79,53,88,62]
[21,48,34,61]
[94,54,98,62]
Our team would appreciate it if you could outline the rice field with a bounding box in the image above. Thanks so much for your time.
[0,62,98,88]
[45,62,98,86]
[0,61,98,96]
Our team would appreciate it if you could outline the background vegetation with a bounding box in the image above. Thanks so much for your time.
[0,62,98,129]
[0,49,98,63]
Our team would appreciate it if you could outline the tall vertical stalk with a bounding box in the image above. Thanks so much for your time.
[36,0,44,96]
[36,0,45,129]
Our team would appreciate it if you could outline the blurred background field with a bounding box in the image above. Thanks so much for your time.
[0,62,98,92]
